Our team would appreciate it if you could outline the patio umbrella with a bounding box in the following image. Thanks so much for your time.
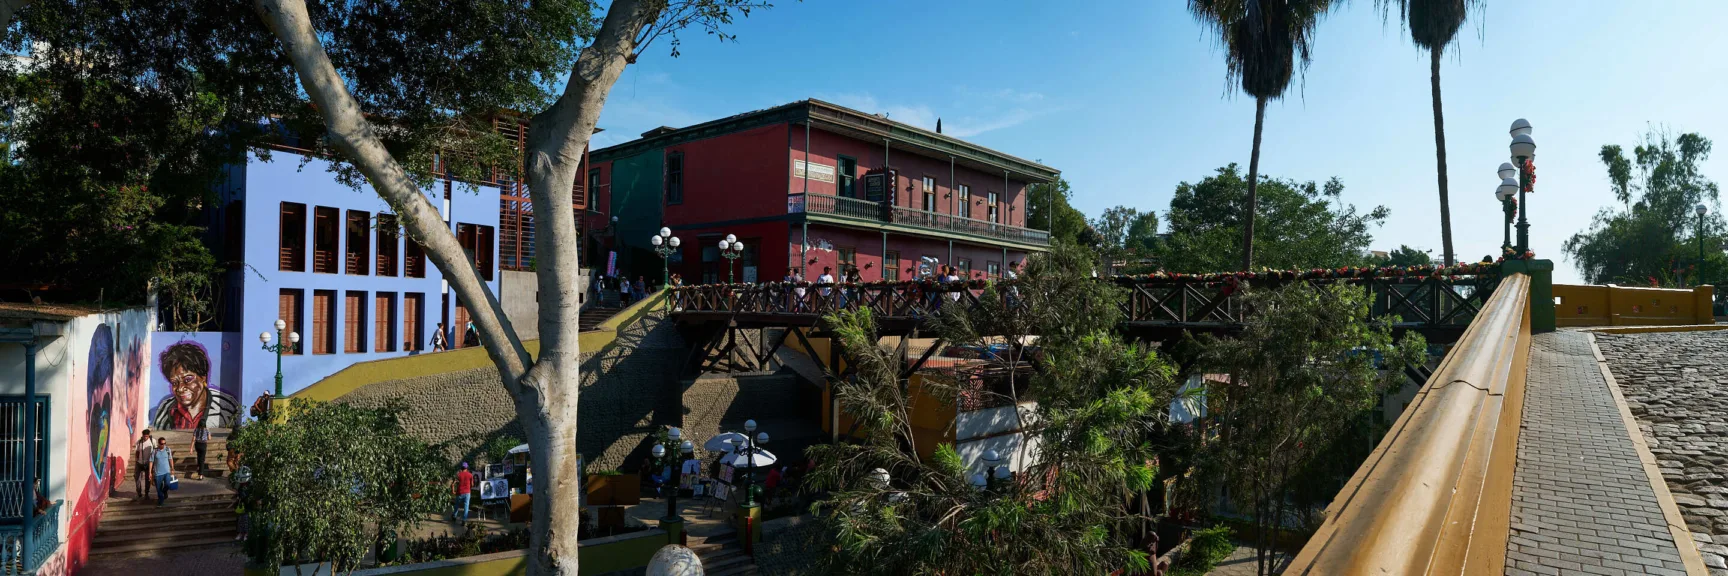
[704,432,748,452]
[508,443,530,455]
[723,448,777,469]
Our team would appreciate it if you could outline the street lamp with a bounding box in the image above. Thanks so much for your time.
[1509,119,1537,254]
[650,227,680,286]
[739,419,768,507]
[1497,172,1519,254]
[259,319,300,397]
[651,427,691,521]
[718,234,743,284]
[982,449,1007,489]
[1698,204,1709,286]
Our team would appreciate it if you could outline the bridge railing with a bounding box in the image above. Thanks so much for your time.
[1284,273,1533,575]
[787,192,1052,246]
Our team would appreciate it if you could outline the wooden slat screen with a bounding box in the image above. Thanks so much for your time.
[403,293,422,352]
[312,290,335,354]
[375,293,395,352]
[279,203,307,272]
[376,214,399,276]
[343,291,365,353]
[279,289,302,355]
[345,211,370,275]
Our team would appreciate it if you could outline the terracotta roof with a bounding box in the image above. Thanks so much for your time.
[0,302,94,322]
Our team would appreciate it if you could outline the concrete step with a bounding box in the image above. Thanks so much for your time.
[92,523,234,548]
[102,497,233,520]
[100,505,237,527]
[95,515,235,539]
[87,535,240,559]
[707,564,758,576]
[699,551,753,572]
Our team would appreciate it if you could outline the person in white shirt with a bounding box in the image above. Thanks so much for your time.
[792,271,807,312]
[945,266,962,302]
[818,266,835,298]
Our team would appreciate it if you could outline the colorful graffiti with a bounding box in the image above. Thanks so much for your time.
[153,340,240,429]
[120,338,145,437]
[86,325,113,491]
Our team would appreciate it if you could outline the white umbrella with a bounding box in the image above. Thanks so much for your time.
[704,432,748,452]
[723,448,777,469]
[508,443,530,455]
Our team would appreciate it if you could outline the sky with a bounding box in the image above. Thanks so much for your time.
[592,0,1728,284]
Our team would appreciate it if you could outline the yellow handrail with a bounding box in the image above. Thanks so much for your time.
[1285,273,1532,575]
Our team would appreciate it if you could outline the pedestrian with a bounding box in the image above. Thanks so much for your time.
[634,276,647,301]
[192,420,210,480]
[818,266,835,306]
[452,463,474,523]
[151,436,174,506]
[233,465,252,542]
[944,266,963,303]
[791,271,807,312]
[249,392,273,422]
[133,429,155,501]
[431,322,448,352]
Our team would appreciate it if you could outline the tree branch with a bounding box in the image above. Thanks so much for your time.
[252,0,532,387]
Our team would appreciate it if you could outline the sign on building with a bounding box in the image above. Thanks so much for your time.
[792,160,836,183]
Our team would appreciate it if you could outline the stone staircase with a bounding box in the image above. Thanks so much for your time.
[153,428,234,478]
[89,491,238,558]
[687,532,759,576]
[579,305,623,332]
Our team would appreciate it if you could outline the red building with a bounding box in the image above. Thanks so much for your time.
[586,99,1059,285]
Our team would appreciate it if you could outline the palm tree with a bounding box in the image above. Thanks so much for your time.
[1381,0,1479,266]
[1189,0,1338,271]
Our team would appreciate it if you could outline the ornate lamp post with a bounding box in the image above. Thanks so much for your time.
[740,419,768,507]
[650,227,680,286]
[1509,119,1537,254]
[1698,204,1710,286]
[718,235,743,283]
[1497,162,1519,254]
[651,427,692,522]
[259,319,300,397]
[982,449,1010,489]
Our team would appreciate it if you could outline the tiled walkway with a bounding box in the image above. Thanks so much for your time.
[1506,331,1689,576]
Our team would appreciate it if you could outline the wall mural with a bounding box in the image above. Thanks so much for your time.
[153,340,240,429]
[119,338,145,437]
[85,325,113,491]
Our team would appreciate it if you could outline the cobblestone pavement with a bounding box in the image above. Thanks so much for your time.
[1599,329,1728,575]
[81,544,246,576]
[1507,331,1689,576]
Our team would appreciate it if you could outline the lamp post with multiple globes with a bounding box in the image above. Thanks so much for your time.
[259,319,300,397]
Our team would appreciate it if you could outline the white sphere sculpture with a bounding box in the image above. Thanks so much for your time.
[647,545,704,576]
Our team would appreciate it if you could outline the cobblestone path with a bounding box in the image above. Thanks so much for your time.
[1599,329,1728,575]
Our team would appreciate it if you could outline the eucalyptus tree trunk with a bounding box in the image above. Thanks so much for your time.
[1242,97,1267,271]
[253,0,661,573]
[1430,48,1455,266]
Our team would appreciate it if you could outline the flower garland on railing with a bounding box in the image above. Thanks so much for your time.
[1500,247,1538,262]
[1109,261,1499,284]
[669,278,993,291]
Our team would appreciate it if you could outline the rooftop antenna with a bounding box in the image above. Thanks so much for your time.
[936,118,942,134]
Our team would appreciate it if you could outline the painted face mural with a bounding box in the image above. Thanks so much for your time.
[87,325,114,485]
[120,338,144,436]
[153,341,240,429]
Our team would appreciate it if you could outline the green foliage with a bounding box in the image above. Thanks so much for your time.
[382,524,531,567]
[1564,129,1725,285]
[1027,177,1090,246]
[1091,206,1160,269]
[1167,523,1236,575]
[804,243,1181,575]
[1368,245,1434,268]
[229,400,449,570]
[1188,0,1338,101]
[483,435,523,464]
[1159,164,1388,273]
[1188,282,1424,575]
[1377,0,1480,53]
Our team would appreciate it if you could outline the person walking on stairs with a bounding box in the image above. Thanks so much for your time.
[191,420,210,480]
[134,429,155,501]
[151,437,174,506]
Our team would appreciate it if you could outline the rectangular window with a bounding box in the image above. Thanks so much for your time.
[454,298,471,349]
[375,292,396,352]
[403,293,423,352]
[313,206,339,273]
[584,169,601,211]
[922,177,936,212]
[477,225,494,281]
[279,202,307,271]
[838,247,856,270]
[376,214,399,276]
[988,192,999,224]
[345,210,370,275]
[988,261,1001,278]
[665,152,684,205]
[884,250,900,282]
[279,289,303,355]
[344,291,366,353]
[956,258,973,278]
[312,289,336,354]
[0,396,50,517]
[957,184,971,219]
[457,223,496,281]
[837,156,858,198]
[405,238,426,278]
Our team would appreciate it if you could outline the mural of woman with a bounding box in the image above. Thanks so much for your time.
[87,325,114,487]
[120,338,144,437]
[152,342,240,429]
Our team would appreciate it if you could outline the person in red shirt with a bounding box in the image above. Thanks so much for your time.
[453,463,474,523]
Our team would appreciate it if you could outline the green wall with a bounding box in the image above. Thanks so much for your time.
[608,149,665,276]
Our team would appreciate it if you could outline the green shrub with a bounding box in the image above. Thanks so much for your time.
[1169,524,1235,575]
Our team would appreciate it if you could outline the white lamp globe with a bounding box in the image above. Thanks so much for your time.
[1509,118,1532,137]
[1510,134,1537,159]
[1496,188,1511,202]
[669,236,680,248]
[1697,204,1709,216]
[275,318,287,331]
[744,419,757,433]
[652,444,665,458]
[259,331,272,344]
[1497,162,1517,180]
[289,332,301,343]
[756,432,770,445]
[970,473,987,487]
[725,234,737,244]
[718,239,730,250]
[669,427,682,441]
[869,468,890,490]
[651,235,663,246]
[983,449,1002,465]
[994,465,1011,480]
[659,227,672,238]
[681,440,694,455]
[1498,178,1519,197]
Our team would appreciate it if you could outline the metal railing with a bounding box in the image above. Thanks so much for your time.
[0,500,59,575]
[788,193,1051,246]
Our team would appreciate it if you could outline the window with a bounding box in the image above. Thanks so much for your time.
[454,298,471,349]
[584,169,601,211]
[405,238,426,278]
[922,177,936,212]
[403,293,423,352]
[312,290,335,355]
[700,242,719,284]
[838,156,858,198]
[375,292,396,352]
[884,251,900,282]
[345,210,370,275]
[665,152,684,204]
[956,258,972,277]
[987,261,1001,278]
[313,206,339,273]
[344,291,367,353]
[457,223,496,281]
[838,247,856,273]
[957,184,971,219]
[987,192,999,224]
[0,396,50,518]
[376,214,399,276]
[279,289,303,355]
[279,202,307,271]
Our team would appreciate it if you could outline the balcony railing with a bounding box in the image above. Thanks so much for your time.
[789,193,1050,247]
[0,500,60,575]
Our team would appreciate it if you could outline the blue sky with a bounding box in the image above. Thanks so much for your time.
[594,0,1728,284]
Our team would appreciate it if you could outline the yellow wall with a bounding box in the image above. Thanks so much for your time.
[1553,284,1715,327]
